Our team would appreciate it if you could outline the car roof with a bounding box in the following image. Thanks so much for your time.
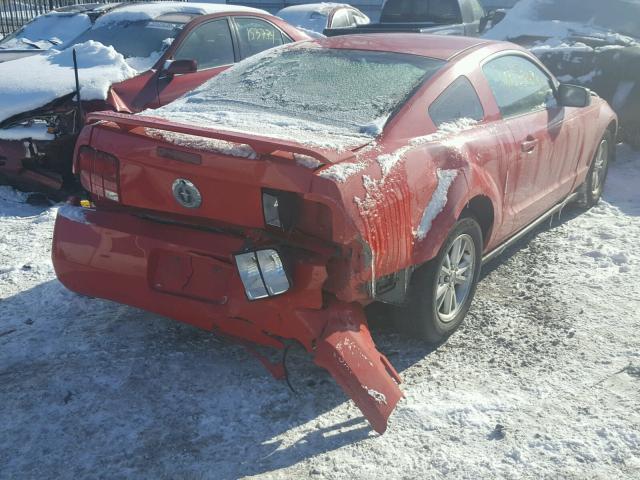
[316,33,492,61]
[93,1,267,27]
[278,3,350,15]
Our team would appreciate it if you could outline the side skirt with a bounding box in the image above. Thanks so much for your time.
[482,192,580,266]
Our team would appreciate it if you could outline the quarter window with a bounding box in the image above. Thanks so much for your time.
[331,9,353,28]
[235,18,285,59]
[174,19,234,70]
[429,76,484,127]
[483,55,556,118]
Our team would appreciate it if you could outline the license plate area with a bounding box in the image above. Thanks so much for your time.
[148,250,232,304]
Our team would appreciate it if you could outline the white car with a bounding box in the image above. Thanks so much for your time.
[276,3,369,36]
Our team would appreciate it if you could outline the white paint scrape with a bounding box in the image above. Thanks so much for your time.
[363,386,388,405]
[415,169,458,241]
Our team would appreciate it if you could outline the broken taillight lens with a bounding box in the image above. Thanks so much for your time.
[76,145,120,202]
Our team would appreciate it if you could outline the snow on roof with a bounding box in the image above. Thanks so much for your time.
[278,3,349,16]
[485,0,640,43]
[95,2,267,27]
[277,3,350,33]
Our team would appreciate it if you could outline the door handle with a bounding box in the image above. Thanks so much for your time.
[521,137,539,153]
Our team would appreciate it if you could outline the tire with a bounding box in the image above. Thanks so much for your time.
[394,217,483,343]
[579,132,612,208]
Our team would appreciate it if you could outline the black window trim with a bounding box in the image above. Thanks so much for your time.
[229,15,293,60]
[428,74,486,128]
[480,50,560,120]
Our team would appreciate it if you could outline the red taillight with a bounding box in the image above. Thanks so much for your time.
[76,145,120,202]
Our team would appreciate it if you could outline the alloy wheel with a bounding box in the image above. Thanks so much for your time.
[436,234,476,323]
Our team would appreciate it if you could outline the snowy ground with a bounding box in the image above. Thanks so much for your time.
[1,146,639,479]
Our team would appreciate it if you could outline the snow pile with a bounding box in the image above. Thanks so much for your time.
[126,37,174,72]
[414,169,458,240]
[146,128,257,159]
[94,2,266,28]
[0,121,53,141]
[318,160,367,183]
[294,154,323,169]
[0,40,136,123]
[0,12,91,50]
[485,0,640,64]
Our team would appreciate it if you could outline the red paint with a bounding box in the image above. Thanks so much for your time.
[52,35,617,432]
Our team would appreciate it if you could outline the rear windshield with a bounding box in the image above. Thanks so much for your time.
[381,0,463,24]
[524,0,640,39]
[155,46,444,137]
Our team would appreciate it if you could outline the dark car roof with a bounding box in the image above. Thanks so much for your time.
[316,33,491,60]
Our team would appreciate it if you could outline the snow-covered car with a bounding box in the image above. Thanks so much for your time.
[52,34,616,433]
[0,3,120,63]
[485,0,640,148]
[276,3,369,36]
[0,2,308,191]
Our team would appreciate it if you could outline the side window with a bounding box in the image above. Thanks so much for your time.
[330,9,352,28]
[353,11,369,25]
[174,19,235,70]
[429,76,484,127]
[483,55,556,118]
[235,17,285,59]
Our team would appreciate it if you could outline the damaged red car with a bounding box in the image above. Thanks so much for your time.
[52,34,617,433]
[0,2,308,192]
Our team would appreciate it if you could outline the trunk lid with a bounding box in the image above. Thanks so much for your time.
[80,111,360,228]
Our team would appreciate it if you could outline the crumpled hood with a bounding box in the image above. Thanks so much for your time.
[0,40,137,124]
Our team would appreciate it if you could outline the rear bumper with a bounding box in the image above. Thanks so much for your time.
[52,205,403,433]
[52,205,327,349]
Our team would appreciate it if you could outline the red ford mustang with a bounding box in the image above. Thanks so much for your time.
[52,34,616,433]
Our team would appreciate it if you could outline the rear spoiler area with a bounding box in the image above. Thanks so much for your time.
[85,111,354,165]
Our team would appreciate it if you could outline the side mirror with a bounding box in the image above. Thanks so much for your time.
[557,84,591,108]
[480,9,506,33]
[164,59,197,76]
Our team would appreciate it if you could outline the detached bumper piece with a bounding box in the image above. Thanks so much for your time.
[52,205,403,433]
[314,301,403,434]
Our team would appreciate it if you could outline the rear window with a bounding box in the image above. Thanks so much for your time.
[160,46,444,135]
[381,0,463,24]
[429,76,484,127]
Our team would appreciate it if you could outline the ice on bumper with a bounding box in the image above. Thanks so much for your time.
[235,249,290,300]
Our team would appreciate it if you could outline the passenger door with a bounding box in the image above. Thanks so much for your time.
[482,54,576,235]
[232,17,289,60]
[157,18,236,106]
